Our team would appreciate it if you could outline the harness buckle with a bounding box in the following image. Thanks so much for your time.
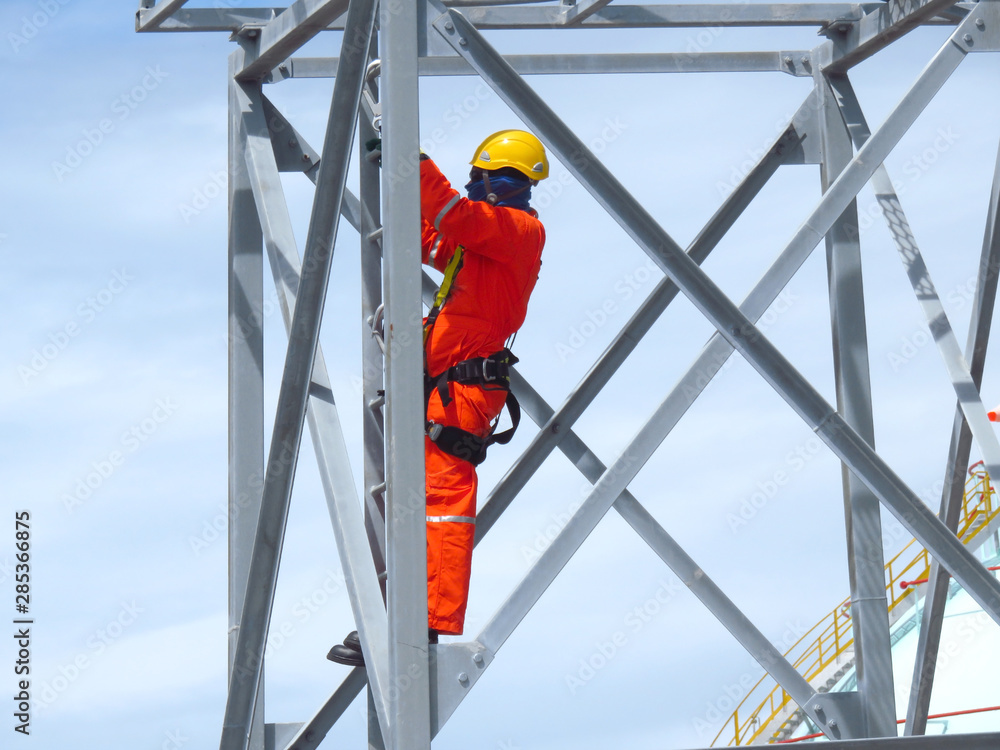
[427,422,443,441]
[482,358,498,382]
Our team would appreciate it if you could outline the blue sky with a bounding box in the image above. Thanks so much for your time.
[2,3,1000,749]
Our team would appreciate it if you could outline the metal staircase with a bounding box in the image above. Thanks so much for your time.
[712,465,1000,746]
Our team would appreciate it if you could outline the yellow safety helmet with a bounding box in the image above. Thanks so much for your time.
[470,129,549,181]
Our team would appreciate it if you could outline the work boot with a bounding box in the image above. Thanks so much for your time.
[326,630,440,666]
[344,630,361,651]
[327,631,364,666]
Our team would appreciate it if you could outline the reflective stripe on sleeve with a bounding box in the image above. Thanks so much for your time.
[429,236,444,264]
[426,515,476,524]
[434,195,461,231]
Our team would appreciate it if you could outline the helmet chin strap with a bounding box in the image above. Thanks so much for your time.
[482,170,532,206]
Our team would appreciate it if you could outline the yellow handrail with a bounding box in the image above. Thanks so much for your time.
[710,466,1000,746]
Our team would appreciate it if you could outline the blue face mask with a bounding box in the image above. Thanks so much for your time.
[465,174,533,212]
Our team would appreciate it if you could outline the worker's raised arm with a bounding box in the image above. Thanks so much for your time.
[421,218,459,272]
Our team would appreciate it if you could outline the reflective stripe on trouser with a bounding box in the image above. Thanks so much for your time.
[425,380,507,635]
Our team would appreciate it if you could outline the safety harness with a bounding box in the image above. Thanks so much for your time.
[423,245,521,466]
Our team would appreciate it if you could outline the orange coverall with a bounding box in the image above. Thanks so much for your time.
[419,157,546,635]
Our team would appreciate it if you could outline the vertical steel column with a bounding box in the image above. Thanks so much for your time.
[381,0,431,747]
[227,49,266,750]
[818,71,896,738]
[905,135,1000,735]
[827,76,1000,734]
[359,34,388,750]
[220,2,376,747]
[827,74,1000,737]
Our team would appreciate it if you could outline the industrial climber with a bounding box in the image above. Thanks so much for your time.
[328,130,549,665]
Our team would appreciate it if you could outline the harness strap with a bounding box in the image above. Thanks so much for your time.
[423,245,464,347]
[425,349,522,466]
[426,390,520,467]
[421,242,521,466]
[427,349,517,408]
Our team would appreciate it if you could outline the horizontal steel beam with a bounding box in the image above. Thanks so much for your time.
[560,0,614,25]
[142,3,975,34]
[281,51,814,78]
[145,3,972,32]
[453,3,883,29]
[237,0,349,81]
[134,0,190,31]
[825,0,961,73]
[137,8,280,32]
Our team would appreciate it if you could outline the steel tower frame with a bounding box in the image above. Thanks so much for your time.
[137,1,1000,749]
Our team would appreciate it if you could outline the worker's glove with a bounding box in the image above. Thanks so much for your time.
[365,138,430,166]
[365,137,381,167]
